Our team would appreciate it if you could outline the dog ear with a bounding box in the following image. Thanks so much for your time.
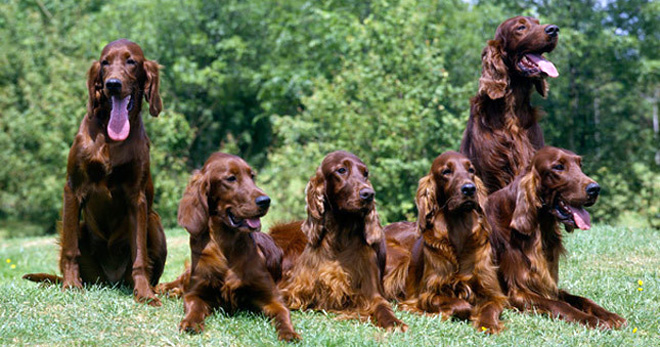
[364,207,384,246]
[474,174,489,213]
[177,170,209,236]
[143,60,162,117]
[86,60,103,115]
[415,174,437,232]
[510,168,541,235]
[302,169,325,247]
[479,39,509,100]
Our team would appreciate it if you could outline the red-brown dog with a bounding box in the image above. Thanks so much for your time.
[157,153,299,341]
[486,146,626,329]
[24,39,166,306]
[384,151,506,333]
[270,151,407,331]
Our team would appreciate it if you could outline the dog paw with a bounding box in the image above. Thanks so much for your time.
[277,330,301,342]
[61,279,83,291]
[179,319,204,334]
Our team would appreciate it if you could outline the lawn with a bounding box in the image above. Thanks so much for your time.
[0,225,657,346]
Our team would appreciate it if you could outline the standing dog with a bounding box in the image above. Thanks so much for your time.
[24,39,166,306]
[461,16,560,194]
[486,146,626,329]
[156,153,299,341]
[270,151,407,331]
[384,152,506,333]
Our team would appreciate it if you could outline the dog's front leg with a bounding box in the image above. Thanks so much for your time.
[60,183,83,290]
[130,192,161,306]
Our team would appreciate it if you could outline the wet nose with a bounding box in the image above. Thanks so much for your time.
[105,78,122,93]
[461,183,476,197]
[545,25,559,37]
[359,188,375,202]
[255,195,271,208]
[586,183,600,198]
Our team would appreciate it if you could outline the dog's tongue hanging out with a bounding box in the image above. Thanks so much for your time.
[526,53,559,78]
[571,206,591,230]
[108,95,131,141]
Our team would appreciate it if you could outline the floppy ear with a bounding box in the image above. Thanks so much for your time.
[415,174,437,232]
[302,169,325,247]
[474,175,489,213]
[510,168,541,235]
[86,60,102,115]
[177,170,209,236]
[363,207,384,246]
[143,60,162,117]
[478,39,509,100]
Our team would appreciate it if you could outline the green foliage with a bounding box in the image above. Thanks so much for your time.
[0,0,658,234]
[263,0,501,223]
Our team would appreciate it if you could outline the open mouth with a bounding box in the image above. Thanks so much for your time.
[553,199,591,231]
[107,94,134,142]
[227,209,262,231]
[518,53,558,78]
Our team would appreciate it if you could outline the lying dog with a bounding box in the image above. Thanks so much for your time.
[383,151,506,333]
[486,146,626,329]
[156,153,299,341]
[270,151,407,331]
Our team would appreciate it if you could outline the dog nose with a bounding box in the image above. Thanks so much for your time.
[359,188,375,202]
[545,25,559,37]
[105,78,122,92]
[461,183,476,197]
[255,195,271,208]
[586,183,600,197]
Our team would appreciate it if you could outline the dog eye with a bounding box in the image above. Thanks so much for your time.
[251,173,256,180]
[337,167,347,174]
[226,175,237,182]
[552,164,565,171]
[126,58,136,65]
[517,25,526,31]
[442,169,452,176]
[363,170,369,178]
[101,60,109,66]
[468,167,475,174]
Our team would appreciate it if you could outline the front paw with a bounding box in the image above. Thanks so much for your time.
[62,278,83,291]
[179,318,204,334]
[277,330,301,342]
[584,315,612,330]
[601,312,627,329]
[134,289,162,307]
[474,319,503,334]
[384,318,409,333]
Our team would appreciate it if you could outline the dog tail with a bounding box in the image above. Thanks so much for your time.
[22,273,62,285]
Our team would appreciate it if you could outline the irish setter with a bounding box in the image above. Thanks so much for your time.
[24,39,167,306]
[461,16,560,194]
[383,151,506,333]
[485,146,626,329]
[156,153,299,341]
[269,151,407,331]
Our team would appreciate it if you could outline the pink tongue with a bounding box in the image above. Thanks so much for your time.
[246,218,261,229]
[571,207,591,230]
[526,54,559,78]
[108,95,131,141]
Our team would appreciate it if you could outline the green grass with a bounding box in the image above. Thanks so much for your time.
[1,225,658,346]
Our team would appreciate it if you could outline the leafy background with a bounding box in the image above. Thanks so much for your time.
[0,0,658,236]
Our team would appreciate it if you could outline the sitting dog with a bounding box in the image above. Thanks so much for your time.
[486,146,626,329]
[157,153,299,341]
[270,151,407,331]
[383,151,506,333]
[24,39,166,305]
